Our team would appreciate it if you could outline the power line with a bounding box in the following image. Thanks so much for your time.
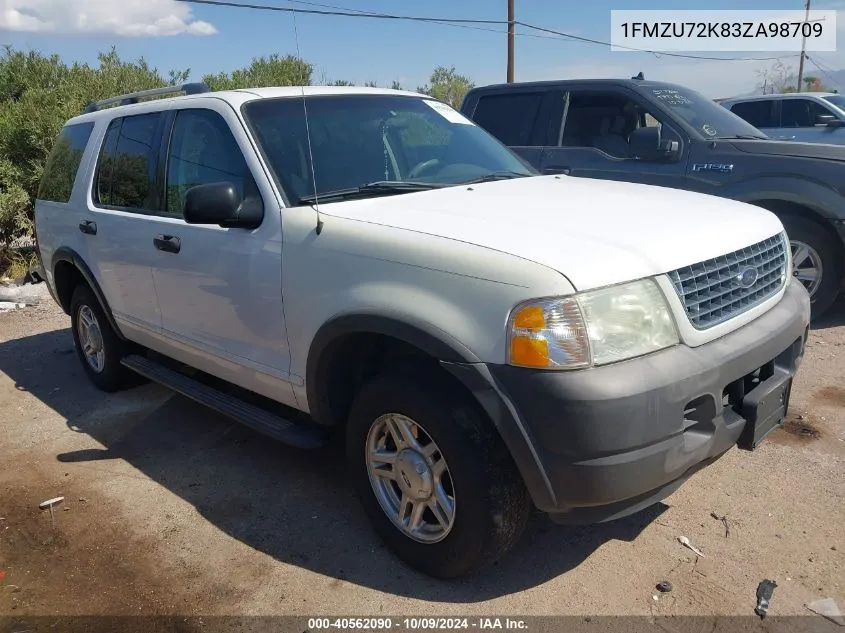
[806,55,841,90]
[174,0,801,63]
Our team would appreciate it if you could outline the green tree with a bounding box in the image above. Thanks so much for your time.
[0,47,181,245]
[417,66,474,108]
[203,54,312,90]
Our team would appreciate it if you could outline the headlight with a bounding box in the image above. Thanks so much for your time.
[507,278,679,369]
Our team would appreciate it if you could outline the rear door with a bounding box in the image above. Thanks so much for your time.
[85,111,168,341]
[464,89,557,169]
[539,86,689,189]
[725,99,780,138]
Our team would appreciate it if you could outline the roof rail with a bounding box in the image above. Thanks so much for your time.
[82,82,211,114]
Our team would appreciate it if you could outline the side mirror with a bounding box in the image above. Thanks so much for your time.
[629,126,680,162]
[816,114,844,128]
[183,182,263,229]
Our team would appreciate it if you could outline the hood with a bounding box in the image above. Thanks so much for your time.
[729,138,845,162]
[320,175,784,291]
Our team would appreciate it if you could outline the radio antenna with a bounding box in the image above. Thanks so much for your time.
[292,11,323,234]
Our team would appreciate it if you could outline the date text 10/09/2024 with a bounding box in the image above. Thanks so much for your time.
[307,618,529,630]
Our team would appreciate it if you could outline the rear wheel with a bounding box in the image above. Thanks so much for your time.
[347,367,530,578]
[70,285,133,392]
[780,215,841,318]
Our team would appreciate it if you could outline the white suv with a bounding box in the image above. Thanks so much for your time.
[35,84,810,578]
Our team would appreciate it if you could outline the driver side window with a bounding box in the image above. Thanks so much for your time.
[560,91,678,159]
[166,108,260,215]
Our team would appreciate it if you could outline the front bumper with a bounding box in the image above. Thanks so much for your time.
[445,280,810,524]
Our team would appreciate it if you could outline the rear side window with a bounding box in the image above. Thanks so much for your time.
[95,113,161,210]
[37,122,95,203]
[472,93,543,146]
[729,100,776,128]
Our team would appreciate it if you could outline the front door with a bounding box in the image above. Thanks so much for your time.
[539,87,689,190]
[150,103,296,407]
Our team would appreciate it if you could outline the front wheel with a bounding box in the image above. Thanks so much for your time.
[780,215,842,318]
[346,368,530,578]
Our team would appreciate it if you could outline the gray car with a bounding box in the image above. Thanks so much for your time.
[719,92,845,145]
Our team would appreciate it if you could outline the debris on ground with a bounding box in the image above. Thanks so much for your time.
[0,570,5,581]
[0,283,43,305]
[807,598,845,626]
[39,496,64,510]
[755,579,778,618]
[678,535,705,557]
[710,511,731,537]
[656,581,673,593]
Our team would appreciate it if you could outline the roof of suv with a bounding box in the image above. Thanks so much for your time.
[720,92,839,104]
[66,86,428,125]
[467,78,684,93]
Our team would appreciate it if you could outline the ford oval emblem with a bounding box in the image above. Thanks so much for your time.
[737,267,758,288]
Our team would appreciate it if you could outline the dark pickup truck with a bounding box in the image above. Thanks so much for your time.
[460,78,845,317]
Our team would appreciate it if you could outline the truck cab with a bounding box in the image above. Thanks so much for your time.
[461,78,845,317]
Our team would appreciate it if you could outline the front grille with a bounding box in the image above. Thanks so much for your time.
[668,233,787,330]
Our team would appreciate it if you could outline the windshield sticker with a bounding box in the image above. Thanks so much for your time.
[423,99,474,125]
[651,89,693,106]
[702,124,717,137]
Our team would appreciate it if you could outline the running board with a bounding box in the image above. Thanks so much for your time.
[120,354,327,449]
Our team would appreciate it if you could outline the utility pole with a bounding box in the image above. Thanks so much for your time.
[507,0,515,83]
[796,0,811,92]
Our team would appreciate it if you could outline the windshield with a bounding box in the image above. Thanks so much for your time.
[822,94,845,112]
[243,95,535,205]
[643,86,768,139]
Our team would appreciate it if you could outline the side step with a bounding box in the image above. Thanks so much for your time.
[120,354,327,449]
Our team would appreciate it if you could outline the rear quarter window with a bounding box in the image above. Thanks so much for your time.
[37,122,95,203]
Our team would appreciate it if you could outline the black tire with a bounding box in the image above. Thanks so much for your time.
[346,366,531,578]
[780,215,842,319]
[70,284,133,392]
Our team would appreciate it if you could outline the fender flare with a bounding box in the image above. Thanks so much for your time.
[305,310,480,423]
[305,310,557,509]
[51,247,126,341]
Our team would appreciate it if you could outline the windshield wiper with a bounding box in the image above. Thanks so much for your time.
[299,180,443,204]
[459,171,532,185]
[716,134,769,140]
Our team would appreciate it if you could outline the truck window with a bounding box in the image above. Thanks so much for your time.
[728,100,776,128]
[95,113,162,211]
[38,122,95,203]
[780,99,831,127]
[561,92,678,159]
[471,93,543,146]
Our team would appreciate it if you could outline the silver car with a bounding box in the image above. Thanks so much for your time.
[719,92,845,145]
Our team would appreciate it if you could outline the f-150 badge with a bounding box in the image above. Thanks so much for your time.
[691,163,734,173]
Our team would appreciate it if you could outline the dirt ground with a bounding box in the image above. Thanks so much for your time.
[0,297,843,625]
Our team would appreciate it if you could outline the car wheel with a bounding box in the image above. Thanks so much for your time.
[781,215,841,318]
[70,284,132,392]
[347,366,530,578]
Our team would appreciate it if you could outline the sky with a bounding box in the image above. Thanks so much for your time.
[3,0,845,98]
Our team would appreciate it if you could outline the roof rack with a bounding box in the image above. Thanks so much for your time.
[82,82,211,114]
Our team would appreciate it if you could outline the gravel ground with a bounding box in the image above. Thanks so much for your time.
[0,296,842,624]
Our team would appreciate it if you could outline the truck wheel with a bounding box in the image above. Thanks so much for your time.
[346,367,530,578]
[70,284,132,392]
[781,216,841,318]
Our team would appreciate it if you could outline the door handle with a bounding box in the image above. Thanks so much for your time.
[78,220,97,235]
[153,234,181,254]
[543,166,571,175]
